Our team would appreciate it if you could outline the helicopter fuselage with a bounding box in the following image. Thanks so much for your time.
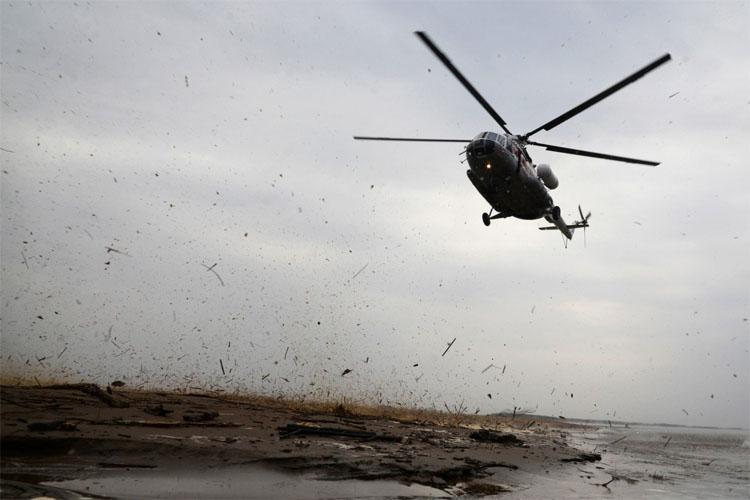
[465,131,554,220]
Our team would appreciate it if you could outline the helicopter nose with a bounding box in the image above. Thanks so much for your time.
[466,138,493,158]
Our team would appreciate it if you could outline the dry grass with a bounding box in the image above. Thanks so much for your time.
[0,377,572,432]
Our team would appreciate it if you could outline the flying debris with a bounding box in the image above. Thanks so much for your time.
[201,262,225,286]
[442,338,457,357]
[105,246,131,257]
[350,263,368,281]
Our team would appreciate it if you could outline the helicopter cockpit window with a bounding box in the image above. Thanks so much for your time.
[483,133,495,152]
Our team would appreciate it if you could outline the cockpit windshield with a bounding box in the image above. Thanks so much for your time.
[469,131,511,156]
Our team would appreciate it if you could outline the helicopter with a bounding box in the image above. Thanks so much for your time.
[354,32,670,241]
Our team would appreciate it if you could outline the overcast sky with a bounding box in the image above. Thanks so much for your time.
[1,1,748,428]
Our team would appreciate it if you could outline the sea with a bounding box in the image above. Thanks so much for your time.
[560,423,750,499]
[25,421,750,499]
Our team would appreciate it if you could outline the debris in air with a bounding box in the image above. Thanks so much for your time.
[351,263,368,280]
[201,263,225,286]
[105,246,131,257]
[442,338,456,357]
[341,369,352,377]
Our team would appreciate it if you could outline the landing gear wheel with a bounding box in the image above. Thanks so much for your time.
[482,212,491,226]
[552,206,561,221]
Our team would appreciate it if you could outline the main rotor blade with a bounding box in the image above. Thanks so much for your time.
[524,53,671,139]
[415,31,512,135]
[527,141,660,166]
[353,136,470,143]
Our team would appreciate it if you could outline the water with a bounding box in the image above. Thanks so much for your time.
[567,424,750,499]
[29,424,750,499]
[42,464,448,499]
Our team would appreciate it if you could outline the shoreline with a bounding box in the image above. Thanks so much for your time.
[1,383,607,498]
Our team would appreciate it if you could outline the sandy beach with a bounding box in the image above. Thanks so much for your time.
[0,383,615,499]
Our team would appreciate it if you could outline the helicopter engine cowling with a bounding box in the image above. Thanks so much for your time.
[536,163,558,190]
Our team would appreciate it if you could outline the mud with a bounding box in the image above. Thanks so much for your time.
[1,384,596,498]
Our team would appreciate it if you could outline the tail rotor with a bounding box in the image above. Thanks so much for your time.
[577,205,592,246]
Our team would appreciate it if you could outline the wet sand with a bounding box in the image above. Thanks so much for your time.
[1,384,609,498]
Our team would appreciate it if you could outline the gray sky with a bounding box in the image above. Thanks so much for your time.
[1,1,748,428]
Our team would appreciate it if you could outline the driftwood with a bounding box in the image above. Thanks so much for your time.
[462,457,519,471]
[27,420,80,432]
[561,452,601,463]
[81,383,130,408]
[18,383,130,408]
[469,429,523,446]
[183,412,219,422]
[278,423,401,442]
[143,405,173,417]
[73,419,241,428]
